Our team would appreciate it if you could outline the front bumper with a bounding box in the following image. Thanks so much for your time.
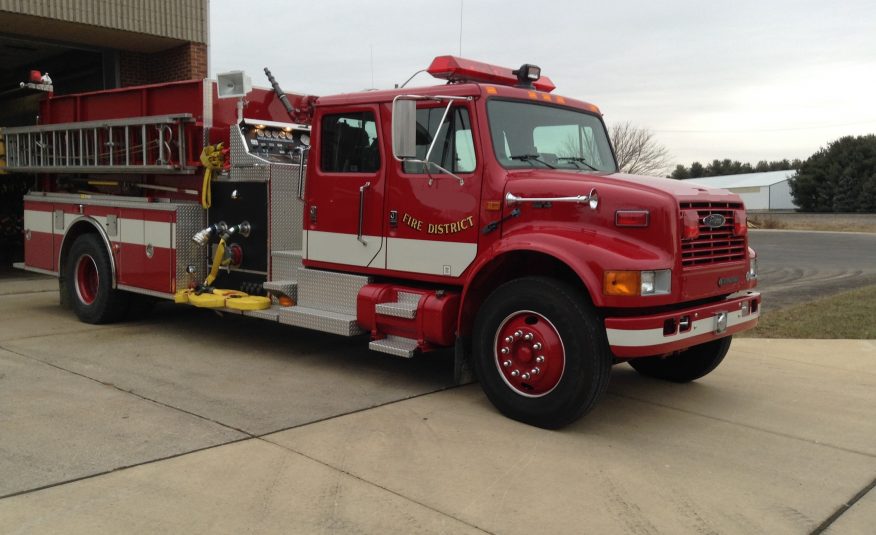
[605,291,761,358]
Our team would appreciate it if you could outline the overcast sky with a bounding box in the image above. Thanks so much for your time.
[210,0,876,169]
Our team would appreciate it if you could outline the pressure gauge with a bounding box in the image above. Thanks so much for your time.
[299,133,311,146]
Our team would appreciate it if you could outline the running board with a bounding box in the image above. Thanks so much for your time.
[279,306,364,336]
[369,335,419,358]
[374,291,420,319]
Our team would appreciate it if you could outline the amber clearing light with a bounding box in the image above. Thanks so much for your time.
[604,271,640,296]
[615,210,650,227]
[734,209,748,236]
[682,210,700,240]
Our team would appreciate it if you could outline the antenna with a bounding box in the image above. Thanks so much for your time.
[370,45,375,89]
[459,0,464,56]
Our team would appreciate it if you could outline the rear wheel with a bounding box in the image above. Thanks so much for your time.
[65,234,129,324]
[473,277,611,429]
[628,336,732,383]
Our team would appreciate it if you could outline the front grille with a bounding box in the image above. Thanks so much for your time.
[680,201,746,267]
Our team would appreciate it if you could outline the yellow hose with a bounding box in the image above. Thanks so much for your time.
[199,143,226,209]
[204,238,226,287]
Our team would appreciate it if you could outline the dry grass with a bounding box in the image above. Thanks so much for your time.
[749,213,876,233]
[740,284,876,339]
[747,215,786,229]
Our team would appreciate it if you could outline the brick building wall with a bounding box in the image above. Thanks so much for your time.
[119,42,208,86]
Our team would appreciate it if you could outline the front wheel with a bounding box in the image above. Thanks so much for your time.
[628,336,732,383]
[65,234,129,324]
[473,277,612,429]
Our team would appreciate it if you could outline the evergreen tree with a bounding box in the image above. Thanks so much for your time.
[790,135,876,213]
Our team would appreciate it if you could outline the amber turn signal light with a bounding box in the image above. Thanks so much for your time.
[603,270,640,296]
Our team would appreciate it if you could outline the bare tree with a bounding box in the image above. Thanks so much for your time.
[609,121,671,176]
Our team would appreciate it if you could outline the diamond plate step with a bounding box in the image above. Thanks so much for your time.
[262,280,298,301]
[243,304,284,322]
[369,335,419,358]
[279,306,364,336]
[375,291,421,319]
[270,250,303,282]
[296,268,372,315]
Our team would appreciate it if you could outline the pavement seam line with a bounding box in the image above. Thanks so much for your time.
[254,384,466,440]
[0,436,254,501]
[608,391,876,459]
[258,437,495,535]
[0,289,58,298]
[810,475,876,534]
[0,323,134,343]
[0,342,256,438]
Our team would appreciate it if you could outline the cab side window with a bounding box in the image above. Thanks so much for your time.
[403,106,476,174]
[320,111,380,173]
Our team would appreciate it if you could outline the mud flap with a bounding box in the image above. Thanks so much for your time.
[454,335,476,386]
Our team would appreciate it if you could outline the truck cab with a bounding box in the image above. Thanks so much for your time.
[304,56,759,426]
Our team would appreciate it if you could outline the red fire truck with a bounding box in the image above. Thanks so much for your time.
[1,56,760,428]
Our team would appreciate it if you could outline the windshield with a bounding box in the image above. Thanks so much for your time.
[487,99,617,172]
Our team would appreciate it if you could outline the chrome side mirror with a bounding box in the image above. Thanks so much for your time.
[391,98,417,160]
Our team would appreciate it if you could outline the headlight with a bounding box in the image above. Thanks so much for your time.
[604,269,671,296]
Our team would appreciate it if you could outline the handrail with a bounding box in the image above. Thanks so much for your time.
[357,181,371,245]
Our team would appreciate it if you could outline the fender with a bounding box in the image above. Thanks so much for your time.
[459,230,675,330]
[58,216,118,289]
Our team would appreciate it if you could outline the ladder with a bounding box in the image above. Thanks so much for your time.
[1,114,196,174]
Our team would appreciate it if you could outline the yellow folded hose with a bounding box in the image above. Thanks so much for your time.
[174,237,270,310]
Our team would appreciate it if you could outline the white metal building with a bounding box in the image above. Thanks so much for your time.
[683,170,797,211]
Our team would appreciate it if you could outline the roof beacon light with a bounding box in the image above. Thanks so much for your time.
[512,64,541,88]
[427,56,556,92]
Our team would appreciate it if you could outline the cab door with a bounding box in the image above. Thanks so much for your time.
[304,106,385,268]
[384,102,481,278]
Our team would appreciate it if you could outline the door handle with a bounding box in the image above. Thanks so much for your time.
[357,181,371,245]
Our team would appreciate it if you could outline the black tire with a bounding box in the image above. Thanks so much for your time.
[65,234,129,324]
[628,336,732,383]
[472,277,612,429]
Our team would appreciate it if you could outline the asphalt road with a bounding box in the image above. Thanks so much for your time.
[749,229,876,310]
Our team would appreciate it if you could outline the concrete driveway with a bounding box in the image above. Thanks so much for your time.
[0,270,874,534]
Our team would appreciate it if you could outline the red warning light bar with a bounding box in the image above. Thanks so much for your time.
[427,56,556,93]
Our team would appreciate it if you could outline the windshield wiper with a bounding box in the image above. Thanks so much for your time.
[558,156,599,171]
[509,153,556,169]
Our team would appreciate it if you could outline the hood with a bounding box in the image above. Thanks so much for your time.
[504,169,740,205]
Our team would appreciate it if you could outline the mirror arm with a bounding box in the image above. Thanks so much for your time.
[423,101,454,163]
[426,161,465,186]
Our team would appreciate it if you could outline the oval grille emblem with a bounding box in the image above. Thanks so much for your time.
[702,213,726,228]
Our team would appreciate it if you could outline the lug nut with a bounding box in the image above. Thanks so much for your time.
[500,347,510,355]
[536,355,545,363]
[504,336,514,344]
[503,360,512,367]
[532,367,540,375]
[532,342,542,351]
[511,370,520,377]
[522,373,531,380]
[514,330,523,338]
[523,332,533,341]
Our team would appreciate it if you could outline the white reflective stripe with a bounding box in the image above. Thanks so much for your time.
[120,218,144,246]
[144,220,172,249]
[24,210,52,233]
[606,308,760,347]
[305,230,385,267]
[387,237,477,276]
